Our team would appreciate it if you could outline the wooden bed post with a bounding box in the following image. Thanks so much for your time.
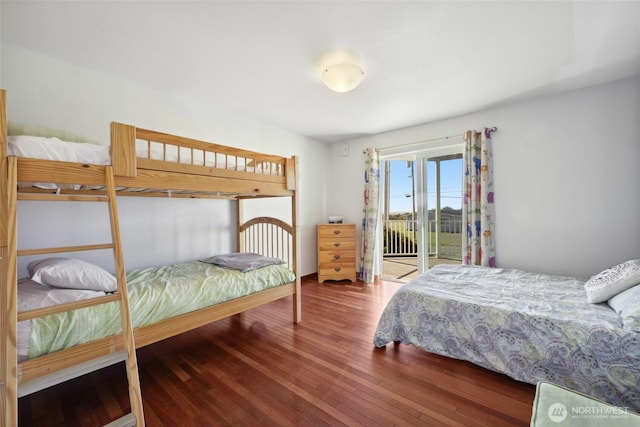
[291,156,301,324]
[0,90,7,247]
[3,158,18,427]
[0,88,17,427]
[0,88,6,427]
[235,198,245,323]
[110,122,137,177]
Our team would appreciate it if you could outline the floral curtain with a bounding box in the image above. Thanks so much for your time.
[360,148,380,283]
[462,129,495,267]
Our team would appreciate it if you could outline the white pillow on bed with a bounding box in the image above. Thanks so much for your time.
[27,257,118,292]
[584,259,640,303]
[608,284,640,332]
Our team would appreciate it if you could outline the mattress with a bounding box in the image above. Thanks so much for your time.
[373,264,640,411]
[18,261,295,360]
[7,134,277,178]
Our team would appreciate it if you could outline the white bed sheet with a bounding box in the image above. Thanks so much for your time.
[8,135,273,174]
[8,135,110,165]
[17,278,106,360]
[9,134,281,195]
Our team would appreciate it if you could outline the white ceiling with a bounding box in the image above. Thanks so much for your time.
[3,1,640,143]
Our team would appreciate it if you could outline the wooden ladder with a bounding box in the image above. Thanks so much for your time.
[4,156,145,426]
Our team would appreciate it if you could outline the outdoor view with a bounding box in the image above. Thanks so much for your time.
[383,156,463,280]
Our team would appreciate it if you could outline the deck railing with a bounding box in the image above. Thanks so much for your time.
[383,214,462,260]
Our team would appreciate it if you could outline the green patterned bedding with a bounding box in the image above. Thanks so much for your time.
[373,264,640,411]
[27,261,295,359]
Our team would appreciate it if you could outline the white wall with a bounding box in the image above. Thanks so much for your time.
[329,76,640,278]
[3,44,329,276]
[3,42,639,280]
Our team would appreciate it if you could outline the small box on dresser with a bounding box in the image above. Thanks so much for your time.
[317,223,356,283]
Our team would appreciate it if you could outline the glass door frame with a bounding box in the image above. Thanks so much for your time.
[415,148,464,274]
[379,139,464,279]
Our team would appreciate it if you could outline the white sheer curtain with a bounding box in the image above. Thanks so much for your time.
[360,148,380,283]
[462,129,496,267]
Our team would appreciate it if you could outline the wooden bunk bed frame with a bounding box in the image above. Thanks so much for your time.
[0,89,301,426]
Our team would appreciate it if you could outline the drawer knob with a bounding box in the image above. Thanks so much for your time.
[334,242,341,247]
[334,255,341,260]
[334,230,341,235]
[334,267,341,272]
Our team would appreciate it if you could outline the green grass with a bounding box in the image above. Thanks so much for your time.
[383,222,461,255]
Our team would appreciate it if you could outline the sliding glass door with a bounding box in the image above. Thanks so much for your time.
[381,144,463,281]
[380,158,419,281]
[419,153,463,269]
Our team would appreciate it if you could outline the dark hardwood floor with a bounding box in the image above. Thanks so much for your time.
[18,276,536,426]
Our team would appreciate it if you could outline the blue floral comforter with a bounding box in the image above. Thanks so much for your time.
[373,264,640,410]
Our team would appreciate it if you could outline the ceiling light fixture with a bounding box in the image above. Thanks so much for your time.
[320,63,365,93]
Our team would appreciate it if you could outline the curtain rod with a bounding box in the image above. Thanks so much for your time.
[364,126,497,154]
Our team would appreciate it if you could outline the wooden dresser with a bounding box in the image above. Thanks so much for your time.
[317,223,356,283]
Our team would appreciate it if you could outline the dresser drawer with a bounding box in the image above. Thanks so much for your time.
[318,263,356,279]
[318,225,356,240]
[318,249,356,264]
[317,239,356,252]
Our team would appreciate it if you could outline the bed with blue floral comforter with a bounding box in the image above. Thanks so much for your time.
[373,264,640,411]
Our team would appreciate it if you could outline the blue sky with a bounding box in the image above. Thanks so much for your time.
[386,159,463,213]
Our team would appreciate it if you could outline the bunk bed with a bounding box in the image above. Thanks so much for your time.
[0,89,301,426]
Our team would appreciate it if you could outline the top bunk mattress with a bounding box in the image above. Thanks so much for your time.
[7,125,294,197]
[8,134,273,173]
[8,135,111,165]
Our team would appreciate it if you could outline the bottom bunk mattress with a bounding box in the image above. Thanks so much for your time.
[18,260,295,360]
[373,264,640,411]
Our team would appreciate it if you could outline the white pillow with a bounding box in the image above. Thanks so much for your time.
[27,257,118,292]
[608,284,640,332]
[584,259,640,303]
